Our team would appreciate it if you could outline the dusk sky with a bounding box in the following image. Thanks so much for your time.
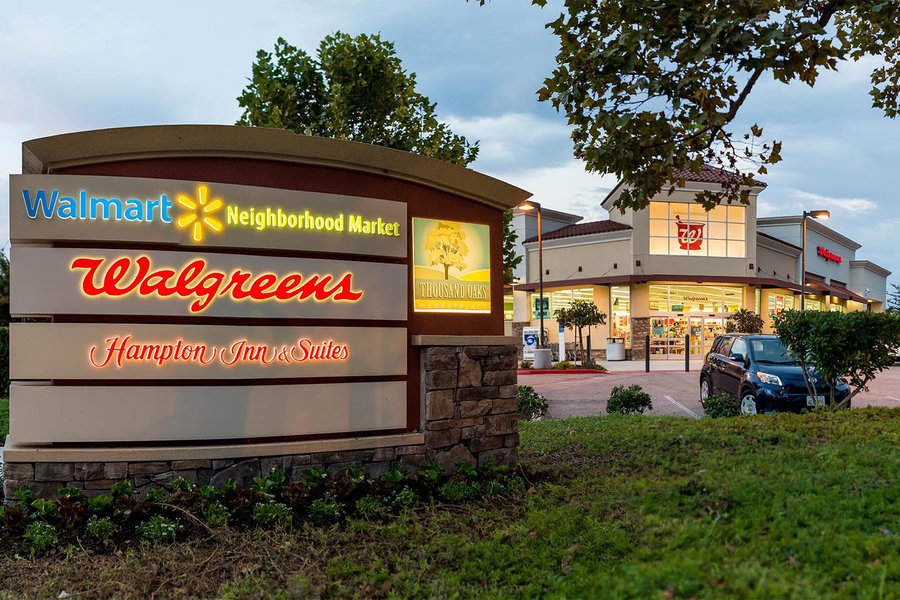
[2,1,898,279]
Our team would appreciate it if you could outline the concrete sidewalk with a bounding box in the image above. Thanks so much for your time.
[598,359,704,372]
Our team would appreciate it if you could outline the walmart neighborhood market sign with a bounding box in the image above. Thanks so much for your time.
[11,174,407,257]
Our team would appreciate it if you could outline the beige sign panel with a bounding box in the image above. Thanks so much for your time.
[11,381,407,444]
[11,323,407,380]
[11,246,407,320]
[10,174,407,257]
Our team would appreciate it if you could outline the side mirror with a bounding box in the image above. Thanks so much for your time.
[730,353,744,363]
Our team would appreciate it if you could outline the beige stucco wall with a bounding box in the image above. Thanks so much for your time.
[526,237,632,282]
[757,245,800,283]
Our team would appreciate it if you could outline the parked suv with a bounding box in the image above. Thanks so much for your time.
[699,334,850,414]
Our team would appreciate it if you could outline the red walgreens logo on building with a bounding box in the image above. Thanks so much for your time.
[675,215,705,251]
[817,246,842,264]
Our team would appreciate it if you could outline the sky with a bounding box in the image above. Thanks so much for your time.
[2,1,898,280]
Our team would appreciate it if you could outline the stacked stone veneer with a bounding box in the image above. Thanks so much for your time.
[422,344,519,468]
[630,317,651,360]
[2,341,519,500]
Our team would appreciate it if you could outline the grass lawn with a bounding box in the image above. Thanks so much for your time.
[0,397,8,444]
[1,409,898,598]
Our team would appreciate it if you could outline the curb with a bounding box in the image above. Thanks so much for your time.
[518,369,608,375]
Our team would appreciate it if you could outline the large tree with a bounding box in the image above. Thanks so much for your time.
[524,0,900,211]
[237,33,478,167]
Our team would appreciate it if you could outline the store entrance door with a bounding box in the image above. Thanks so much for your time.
[650,314,728,359]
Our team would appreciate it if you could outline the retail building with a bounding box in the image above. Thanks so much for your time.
[509,165,890,360]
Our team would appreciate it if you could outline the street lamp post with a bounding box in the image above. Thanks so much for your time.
[801,209,831,311]
[517,201,545,347]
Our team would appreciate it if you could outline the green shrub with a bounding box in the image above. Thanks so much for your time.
[87,494,114,515]
[607,384,653,415]
[702,391,740,418]
[24,521,58,552]
[390,487,418,510]
[517,385,549,420]
[86,515,118,540]
[553,360,575,370]
[354,495,386,519]
[308,497,342,525]
[137,515,182,544]
[519,360,533,369]
[204,502,230,528]
[252,502,293,529]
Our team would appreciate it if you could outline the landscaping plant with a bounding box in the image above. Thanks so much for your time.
[554,300,606,366]
[774,310,900,410]
[517,385,549,420]
[607,384,652,415]
[725,309,764,334]
[701,391,740,418]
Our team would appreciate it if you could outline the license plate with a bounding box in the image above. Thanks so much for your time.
[806,395,825,407]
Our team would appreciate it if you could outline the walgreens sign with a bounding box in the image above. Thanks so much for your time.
[817,246,843,264]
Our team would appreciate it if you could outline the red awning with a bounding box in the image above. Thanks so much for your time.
[513,274,803,293]
[805,281,869,304]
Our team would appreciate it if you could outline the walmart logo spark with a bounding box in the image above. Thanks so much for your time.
[176,185,224,242]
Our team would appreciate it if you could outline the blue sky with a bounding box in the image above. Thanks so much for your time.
[2,1,897,279]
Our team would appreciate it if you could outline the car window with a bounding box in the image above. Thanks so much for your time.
[716,338,733,355]
[750,339,798,365]
[730,338,748,359]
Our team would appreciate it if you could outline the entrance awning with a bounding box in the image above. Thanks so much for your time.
[513,274,803,293]
[805,281,869,304]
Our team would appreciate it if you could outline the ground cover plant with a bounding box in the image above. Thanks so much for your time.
[0,397,8,443]
[516,384,549,420]
[0,409,897,598]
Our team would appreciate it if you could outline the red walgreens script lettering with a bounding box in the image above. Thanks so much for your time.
[71,256,363,313]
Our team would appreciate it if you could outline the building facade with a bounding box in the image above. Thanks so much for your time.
[511,166,890,360]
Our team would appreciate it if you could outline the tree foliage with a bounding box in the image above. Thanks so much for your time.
[554,299,607,365]
[424,221,469,280]
[531,0,900,211]
[0,249,9,326]
[237,33,478,166]
[726,309,765,334]
[887,283,900,313]
[773,310,900,410]
[502,210,522,285]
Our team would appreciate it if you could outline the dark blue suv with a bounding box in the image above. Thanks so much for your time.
[699,334,851,414]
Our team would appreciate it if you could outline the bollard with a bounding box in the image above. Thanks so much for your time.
[645,334,650,373]
[586,334,591,365]
[685,335,690,372]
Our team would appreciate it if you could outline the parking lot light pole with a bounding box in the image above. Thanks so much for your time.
[801,209,830,311]
[517,200,544,347]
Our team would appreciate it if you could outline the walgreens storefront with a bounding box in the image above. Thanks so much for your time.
[510,165,888,360]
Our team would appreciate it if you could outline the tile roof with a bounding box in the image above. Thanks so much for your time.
[671,164,767,188]
[524,220,632,243]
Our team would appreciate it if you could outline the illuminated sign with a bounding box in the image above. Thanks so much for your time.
[12,247,407,320]
[11,323,407,380]
[11,174,407,257]
[71,255,362,314]
[412,218,491,313]
[817,246,842,264]
[675,215,704,251]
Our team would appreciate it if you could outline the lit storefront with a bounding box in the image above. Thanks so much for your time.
[511,165,890,360]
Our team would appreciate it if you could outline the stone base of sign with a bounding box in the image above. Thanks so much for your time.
[416,336,520,470]
[3,337,520,500]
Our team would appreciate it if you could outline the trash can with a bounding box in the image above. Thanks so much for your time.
[607,337,626,361]
[533,348,552,369]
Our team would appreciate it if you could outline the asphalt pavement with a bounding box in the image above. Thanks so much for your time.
[520,366,900,418]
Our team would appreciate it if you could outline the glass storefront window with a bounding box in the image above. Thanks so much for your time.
[649,201,746,258]
[610,285,631,349]
[768,293,795,319]
[547,288,594,313]
[649,284,743,313]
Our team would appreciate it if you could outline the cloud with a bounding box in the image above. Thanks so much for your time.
[785,189,878,213]
[445,112,574,172]
[485,159,618,222]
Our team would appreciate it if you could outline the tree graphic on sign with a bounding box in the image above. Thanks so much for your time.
[424,221,469,279]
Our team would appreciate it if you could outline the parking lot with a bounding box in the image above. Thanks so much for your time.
[521,366,900,418]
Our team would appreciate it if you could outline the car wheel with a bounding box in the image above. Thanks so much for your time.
[739,391,758,415]
[700,378,711,402]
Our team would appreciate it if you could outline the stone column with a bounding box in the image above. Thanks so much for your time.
[417,336,519,471]
[630,317,650,361]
